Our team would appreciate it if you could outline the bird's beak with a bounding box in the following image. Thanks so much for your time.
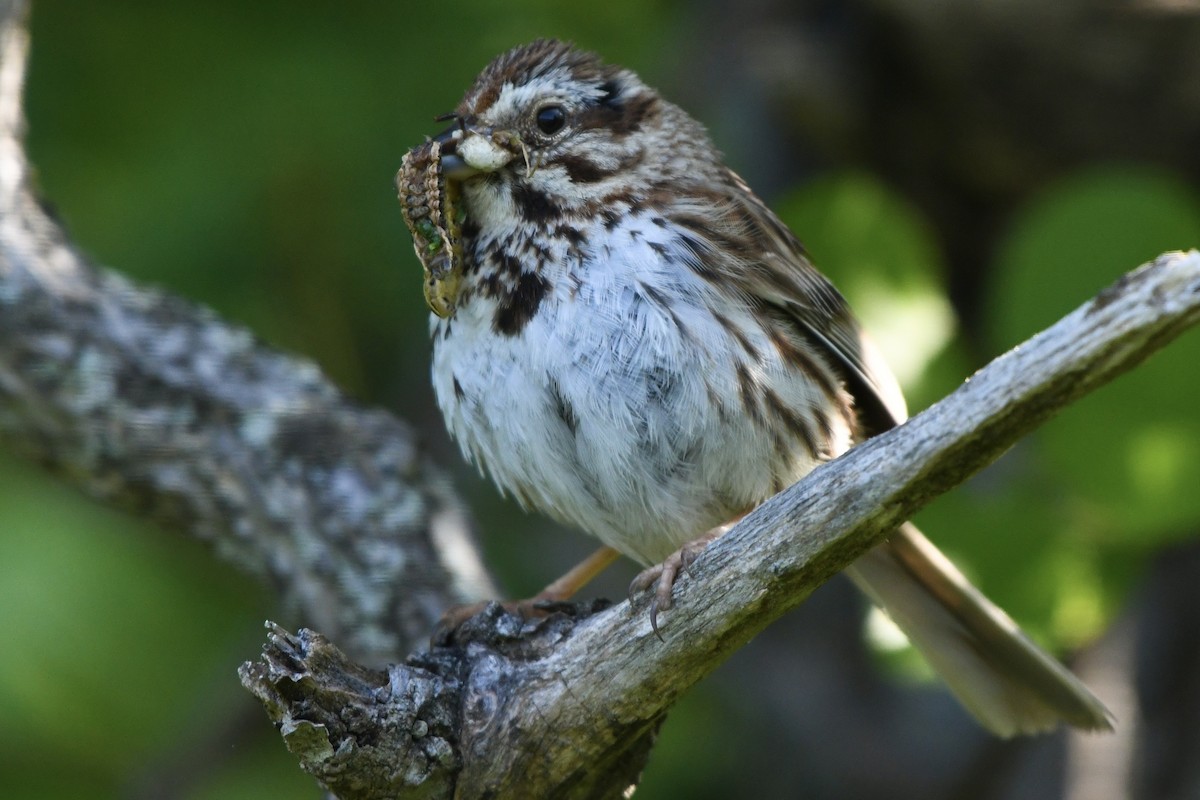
[438,152,478,180]
[431,125,477,180]
[432,122,517,179]
[441,151,477,179]
[457,133,518,173]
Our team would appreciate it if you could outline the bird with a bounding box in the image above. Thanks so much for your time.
[396,38,1114,737]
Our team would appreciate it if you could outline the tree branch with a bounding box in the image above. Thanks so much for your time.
[0,0,495,666]
[240,251,1200,799]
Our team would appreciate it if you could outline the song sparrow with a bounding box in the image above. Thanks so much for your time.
[399,39,1113,736]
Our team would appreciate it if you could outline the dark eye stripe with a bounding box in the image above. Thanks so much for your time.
[556,155,609,183]
[598,79,620,107]
[573,91,658,137]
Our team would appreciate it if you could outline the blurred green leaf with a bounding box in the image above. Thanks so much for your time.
[637,690,740,799]
[188,735,319,800]
[0,451,290,796]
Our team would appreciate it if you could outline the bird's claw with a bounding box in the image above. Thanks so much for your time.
[628,537,714,640]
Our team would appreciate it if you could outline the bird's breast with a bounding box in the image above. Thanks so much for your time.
[430,215,849,563]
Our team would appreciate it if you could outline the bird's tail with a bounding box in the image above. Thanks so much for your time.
[844,523,1115,737]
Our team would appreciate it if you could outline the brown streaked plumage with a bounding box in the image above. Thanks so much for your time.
[406,39,1114,737]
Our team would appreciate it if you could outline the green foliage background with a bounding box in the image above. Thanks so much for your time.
[2,3,1198,798]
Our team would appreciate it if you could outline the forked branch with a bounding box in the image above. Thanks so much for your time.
[240,249,1200,799]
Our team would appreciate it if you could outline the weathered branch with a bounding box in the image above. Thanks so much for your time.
[241,250,1200,799]
[0,0,495,665]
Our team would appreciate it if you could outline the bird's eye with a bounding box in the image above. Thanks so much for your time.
[535,105,566,135]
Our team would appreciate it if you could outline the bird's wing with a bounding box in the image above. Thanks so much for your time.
[663,169,908,434]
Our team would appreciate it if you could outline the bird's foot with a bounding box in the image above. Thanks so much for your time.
[628,528,725,639]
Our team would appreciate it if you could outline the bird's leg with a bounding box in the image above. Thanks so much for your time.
[535,544,622,603]
[432,546,621,643]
